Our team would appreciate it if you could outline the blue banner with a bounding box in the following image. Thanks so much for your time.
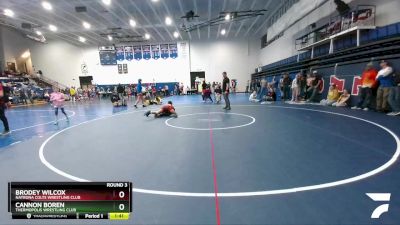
[116,46,125,61]
[133,46,142,61]
[142,45,151,60]
[151,45,160,60]
[169,43,178,59]
[160,44,169,59]
[124,46,133,61]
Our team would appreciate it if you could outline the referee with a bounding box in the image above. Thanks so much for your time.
[222,72,231,110]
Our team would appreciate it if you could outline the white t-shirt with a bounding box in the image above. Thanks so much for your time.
[249,93,257,101]
[291,78,298,88]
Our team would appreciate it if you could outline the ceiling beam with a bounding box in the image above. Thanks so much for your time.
[216,0,227,39]
[207,0,212,39]
[10,3,97,45]
[253,1,286,36]
[234,0,257,38]
[130,1,165,41]
[243,0,273,37]
[161,0,183,41]
[192,0,201,40]
[147,0,174,41]
[177,0,192,40]
[112,1,148,36]
[49,1,107,43]
[226,0,243,38]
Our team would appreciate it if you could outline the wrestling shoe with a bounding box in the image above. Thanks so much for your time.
[144,111,151,117]
[1,130,10,135]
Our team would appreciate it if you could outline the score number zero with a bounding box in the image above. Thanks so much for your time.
[118,191,125,211]
[107,183,129,211]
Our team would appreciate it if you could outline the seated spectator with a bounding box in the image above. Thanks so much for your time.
[376,60,394,113]
[388,72,400,116]
[351,63,378,111]
[261,84,276,104]
[110,92,121,107]
[332,89,350,107]
[249,91,259,102]
[320,84,340,106]
[306,71,323,102]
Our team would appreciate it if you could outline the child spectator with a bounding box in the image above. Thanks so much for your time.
[203,87,213,103]
[214,84,222,104]
[291,73,300,102]
[332,89,350,107]
[320,84,340,106]
[249,91,259,103]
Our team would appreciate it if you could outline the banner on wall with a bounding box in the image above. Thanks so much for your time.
[118,64,122,74]
[133,46,142,61]
[160,44,169,59]
[116,46,125,61]
[142,45,151,60]
[169,43,178,59]
[151,45,160,60]
[123,64,128,74]
[124,46,134,61]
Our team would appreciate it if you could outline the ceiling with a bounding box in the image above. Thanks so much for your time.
[0,0,281,46]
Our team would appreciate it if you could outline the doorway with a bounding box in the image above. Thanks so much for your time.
[190,71,205,89]
[79,76,93,89]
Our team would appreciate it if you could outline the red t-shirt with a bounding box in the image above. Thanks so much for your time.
[162,104,175,113]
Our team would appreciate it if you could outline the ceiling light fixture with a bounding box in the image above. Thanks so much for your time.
[225,13,230,21]
[79,36,86,42]
[173,31,179,38]
[221,29,226,35]
[36,30,42,36]
[4,9,14,17]
[151,0,159,2]
[144,33,150,40]
[49,24,57,32]
[21,51,30,58]
[42,1,52,10]
[102,0,112,5]
[165,16,172,26]
[108,35,113,41]
[82,21,91,29]
[129,19,136,27]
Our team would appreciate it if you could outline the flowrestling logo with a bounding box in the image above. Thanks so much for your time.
[366,193,391,219]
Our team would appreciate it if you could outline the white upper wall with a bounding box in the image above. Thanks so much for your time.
[190,39,258,91]
[30,40,84,87]
[1,25,258,91]
[1,26,34,67]
[257,0,400,67]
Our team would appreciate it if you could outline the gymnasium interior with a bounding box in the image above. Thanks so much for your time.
[0,0,399,224]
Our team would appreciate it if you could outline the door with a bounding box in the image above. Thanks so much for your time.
[7,62,16,72]
[79,76,93,88]
[190,71,205,89]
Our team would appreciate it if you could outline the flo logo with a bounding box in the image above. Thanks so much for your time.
[366,193,391,219]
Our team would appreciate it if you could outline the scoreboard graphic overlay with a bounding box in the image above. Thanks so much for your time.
[8,182,132,220]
